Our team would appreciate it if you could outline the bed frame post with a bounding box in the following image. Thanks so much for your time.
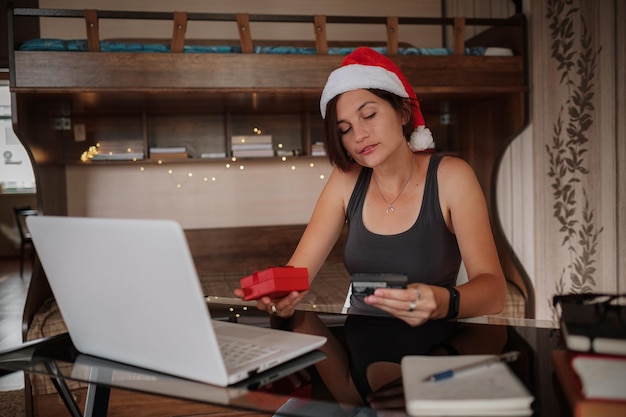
[84,9,100,52]
[453,17,465,55]
[171,12,188,53]
[314,15,327,54]
[386,16,399,55]
[236,13,253,53]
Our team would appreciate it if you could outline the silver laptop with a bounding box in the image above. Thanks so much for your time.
[26,215,326,387]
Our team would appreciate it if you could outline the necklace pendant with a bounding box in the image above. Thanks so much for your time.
[385,205,394,214]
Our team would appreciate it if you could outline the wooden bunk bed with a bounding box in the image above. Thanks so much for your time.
[7,4,533,416]
[7,5,533,308]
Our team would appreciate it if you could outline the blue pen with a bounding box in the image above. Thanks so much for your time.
[424,351,520,382]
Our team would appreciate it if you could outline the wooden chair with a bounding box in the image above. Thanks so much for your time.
[13,206,39,278]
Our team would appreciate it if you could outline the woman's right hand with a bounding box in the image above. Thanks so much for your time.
[363,284,439,326]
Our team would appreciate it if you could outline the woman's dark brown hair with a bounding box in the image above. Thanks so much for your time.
[322,89,415,172]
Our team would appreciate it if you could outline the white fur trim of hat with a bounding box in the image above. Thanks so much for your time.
[319,47,434,151]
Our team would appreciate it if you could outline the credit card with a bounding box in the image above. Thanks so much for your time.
[351,273,408,296]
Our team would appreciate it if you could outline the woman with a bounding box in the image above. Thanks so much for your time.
[235,47,506,404]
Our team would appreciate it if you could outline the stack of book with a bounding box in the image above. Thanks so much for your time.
[552,293,626,417]
[200,151,227,159]
[149,146,189,160]
[311,142,326,157]
[231,135,274,158]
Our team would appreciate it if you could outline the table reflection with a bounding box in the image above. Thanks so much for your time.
[282,310,535,413]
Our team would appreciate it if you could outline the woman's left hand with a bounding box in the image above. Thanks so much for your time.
[233,287,305,318]
[363,284,436,326]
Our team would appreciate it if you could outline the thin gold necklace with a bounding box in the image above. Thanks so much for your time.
[373,158,415,214]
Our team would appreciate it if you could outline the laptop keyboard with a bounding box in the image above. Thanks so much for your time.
[218,339,280,369]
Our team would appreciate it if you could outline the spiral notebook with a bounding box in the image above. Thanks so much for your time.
[401,354,534,416]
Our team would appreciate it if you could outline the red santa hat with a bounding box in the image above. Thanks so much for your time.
[320,47,434,151]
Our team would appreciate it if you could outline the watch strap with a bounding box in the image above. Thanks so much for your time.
[443,285,460,320]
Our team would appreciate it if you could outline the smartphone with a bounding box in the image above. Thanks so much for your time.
[350,273,408,296]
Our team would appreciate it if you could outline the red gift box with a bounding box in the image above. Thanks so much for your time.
[240,266,309,301]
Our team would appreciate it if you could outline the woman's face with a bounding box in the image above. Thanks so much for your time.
[335,89,407,168]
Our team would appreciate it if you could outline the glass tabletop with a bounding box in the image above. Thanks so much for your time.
[0,302,565,417]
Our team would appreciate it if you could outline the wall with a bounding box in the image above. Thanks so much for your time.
[39,0,442,46]
[530,0,624,320]
[66,158,333,229]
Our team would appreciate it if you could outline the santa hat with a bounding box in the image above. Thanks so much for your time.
[319,47,434,151]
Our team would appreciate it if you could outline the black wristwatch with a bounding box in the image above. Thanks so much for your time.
[443,286,460,320]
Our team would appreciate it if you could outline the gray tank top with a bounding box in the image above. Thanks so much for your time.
[344,154,461,314]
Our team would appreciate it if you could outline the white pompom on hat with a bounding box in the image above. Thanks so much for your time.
[319,47,434,151]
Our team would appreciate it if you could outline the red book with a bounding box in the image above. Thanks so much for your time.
[551,350,626,417]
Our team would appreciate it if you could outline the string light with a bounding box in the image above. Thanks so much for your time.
[85,126,330,192]
[80,145,98,162]
[80,142,144,163]
[124,123,331,190]
[148,159,328,188]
